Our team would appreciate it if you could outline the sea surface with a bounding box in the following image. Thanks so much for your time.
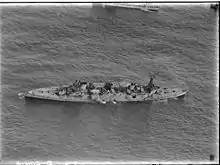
[0,4,219,162]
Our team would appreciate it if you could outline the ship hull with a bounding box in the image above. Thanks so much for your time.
[103,3,159,12]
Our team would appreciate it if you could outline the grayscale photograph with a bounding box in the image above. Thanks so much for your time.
[0,2,219,164]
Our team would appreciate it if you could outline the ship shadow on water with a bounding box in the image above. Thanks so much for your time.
[23,96,184,117]
[119,100,153,110]
[24,98,85,119]
[23,97,117,119]
[115,101,154,124]
[90,4,117,18]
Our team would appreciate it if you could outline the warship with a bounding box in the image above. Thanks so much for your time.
[18,77,187,104]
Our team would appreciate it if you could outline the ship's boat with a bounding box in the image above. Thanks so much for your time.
[18,79,187,104]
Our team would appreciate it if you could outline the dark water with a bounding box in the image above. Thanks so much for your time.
[1,4,219,162]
